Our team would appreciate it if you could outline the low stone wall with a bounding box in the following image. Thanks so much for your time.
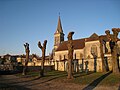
[16,65,55,72]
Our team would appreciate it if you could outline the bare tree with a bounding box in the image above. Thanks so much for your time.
[67,32,74,79]
[99,36,107,72]
[22,43,30,75]
[91,46,97,72]
[38,40,47,77]
[105,28,120,73]
[80,53,84,72]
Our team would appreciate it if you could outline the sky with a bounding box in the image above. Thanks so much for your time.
[0,0,120,56]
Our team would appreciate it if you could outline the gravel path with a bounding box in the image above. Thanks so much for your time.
[0,75,119,90]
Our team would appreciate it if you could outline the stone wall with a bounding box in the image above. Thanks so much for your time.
[84,40,100,59]
[16,65,55,72]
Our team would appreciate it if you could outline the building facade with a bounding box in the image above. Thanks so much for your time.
[53,16,120,72]
[17,55,54,66]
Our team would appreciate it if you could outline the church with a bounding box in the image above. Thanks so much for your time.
[53,16,120,72]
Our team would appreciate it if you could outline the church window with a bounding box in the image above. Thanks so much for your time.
[91,45,97,56]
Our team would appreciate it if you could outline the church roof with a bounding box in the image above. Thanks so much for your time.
[54,16,63,34]
[55,34,111,51]
[56,39,85,51]
[85,34,109,42]
[90,33,99,38]
[85,33,99,42]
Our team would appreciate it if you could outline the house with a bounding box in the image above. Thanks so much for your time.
[17,54,54,66]
[3,54,11,60]
[1,54,19,65]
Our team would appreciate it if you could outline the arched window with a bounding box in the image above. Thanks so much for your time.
[91,45,97,57]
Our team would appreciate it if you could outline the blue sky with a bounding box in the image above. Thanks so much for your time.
[0,0,120,56]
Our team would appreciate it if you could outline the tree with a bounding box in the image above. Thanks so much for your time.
[91,45,97,72]
[67,32,74,79]
[99,36,107,72]
[38,40,47,77]
[22,43,30,75]
[105,28,120,73]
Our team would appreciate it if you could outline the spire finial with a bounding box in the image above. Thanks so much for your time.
[59,12,60,17]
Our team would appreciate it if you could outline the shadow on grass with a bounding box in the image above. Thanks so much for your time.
[0,83,30,90]
[9,75,41,85]
[23,74,67,87]
[10,71,67,85]
[0,71,68,89]
[83,71,112,90]
[74,71,94,78]
[118,86,120,90]
[0,71,18,75]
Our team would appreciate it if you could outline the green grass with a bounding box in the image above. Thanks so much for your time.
[99,73,120,86]
[72,72,103,85]
[15,70,67,78]
[15,71,39,77]
[15,71,120,86]
[72,71,120,86]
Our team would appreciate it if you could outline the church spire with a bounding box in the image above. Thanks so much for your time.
[54,14,64,50]
[55,15,63,34]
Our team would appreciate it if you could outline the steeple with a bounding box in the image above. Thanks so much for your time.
[54,15,64,50]
[55,15,63,34]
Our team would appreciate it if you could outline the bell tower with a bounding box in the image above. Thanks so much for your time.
[54,15,64,50]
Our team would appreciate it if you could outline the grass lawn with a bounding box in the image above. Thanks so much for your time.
[15,70,120,86]
[72,71,120,86]
[99,73,120,86]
